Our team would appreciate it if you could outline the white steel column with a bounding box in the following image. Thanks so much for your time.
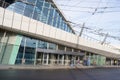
[42,53,44,65]
[57,54,60,65]
[65,55,69,65]
[110,59,113,66]
[34,40,38,66]
[46,53,49,65]
[62,55,64,65]
[50,54,54,65]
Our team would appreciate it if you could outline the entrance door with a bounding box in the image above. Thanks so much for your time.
[36,52,43,65]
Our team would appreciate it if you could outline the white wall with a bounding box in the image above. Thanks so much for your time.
[12,13,22,30]
[78,37,120,54]
[29,19,37,33]
[0,8,4,26]
[43,24,51,37]
[61,30,67,41]
[21,16,30,32]
[49,26,56,38]
[36,21,44,35]
[3,9,13,28]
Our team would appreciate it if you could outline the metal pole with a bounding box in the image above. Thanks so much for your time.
[79,23,85,37]
[101,33,108,45]
[76,23,85,48]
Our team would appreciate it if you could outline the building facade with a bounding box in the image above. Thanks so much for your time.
[0,0,120,66]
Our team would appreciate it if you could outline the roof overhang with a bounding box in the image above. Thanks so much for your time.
[37,48,85,56]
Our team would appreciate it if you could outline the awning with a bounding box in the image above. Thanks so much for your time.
[37,48,85,56]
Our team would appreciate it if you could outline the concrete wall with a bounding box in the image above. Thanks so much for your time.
[0,7,120,57]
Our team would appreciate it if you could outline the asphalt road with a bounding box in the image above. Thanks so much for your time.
[0,68,120,80]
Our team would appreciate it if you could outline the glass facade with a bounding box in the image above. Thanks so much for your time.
[6,0,74,33]
[0,30,58,65]
[15,36,57,64]
[0,30,108,66]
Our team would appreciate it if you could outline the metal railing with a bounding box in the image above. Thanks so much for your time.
[81,34,120,51]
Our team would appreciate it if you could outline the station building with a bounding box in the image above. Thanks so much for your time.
[0,0,120,66]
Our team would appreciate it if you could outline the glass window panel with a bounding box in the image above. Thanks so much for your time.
[26,38,36,48]
[61,20,64,30]
[27,0,36,4]
[68,27,71,32]
[6,3,15,11]
[49,43,56,50]
[63,22,66,31]
[58,45,65,50]
[38,40,47,49]
[36,0,44,8]
[55,13,59,28]
[20,37,25,46]
[74,49,80,52]
[66,25,69,32]
[64,24,67,31]
[44,2,50,8]
[59,17,62,29]
[24,37,36,63]
[66,47,72,51]
[38,0,44,2]
[16,37,25,60]
[70,30,72,33]
[57,14,60,28]
[53,10,58,27]
[33,7,41,20]
[24,47,35,59]
[41,7,49,23]
[43,7,49,16]
[15,59,22,64]
[62,21,65,30]
[7,2,25,14]
[47,8,54,25]
[48,16,53,25]
[24,4,34,17]
[14,2,25,14]
[16,46,24,59]
[25,59,34,64]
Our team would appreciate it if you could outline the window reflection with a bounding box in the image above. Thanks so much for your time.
[27,0,36,4]
[49,43,56,50]
[38,40,47,49]
[24,4,34,17]
[33,7,41,20]
[41,7,49,23]
[16,36,58,64]
[48,8,54,25]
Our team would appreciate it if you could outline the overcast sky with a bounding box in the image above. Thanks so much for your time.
[55,0,120,46]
